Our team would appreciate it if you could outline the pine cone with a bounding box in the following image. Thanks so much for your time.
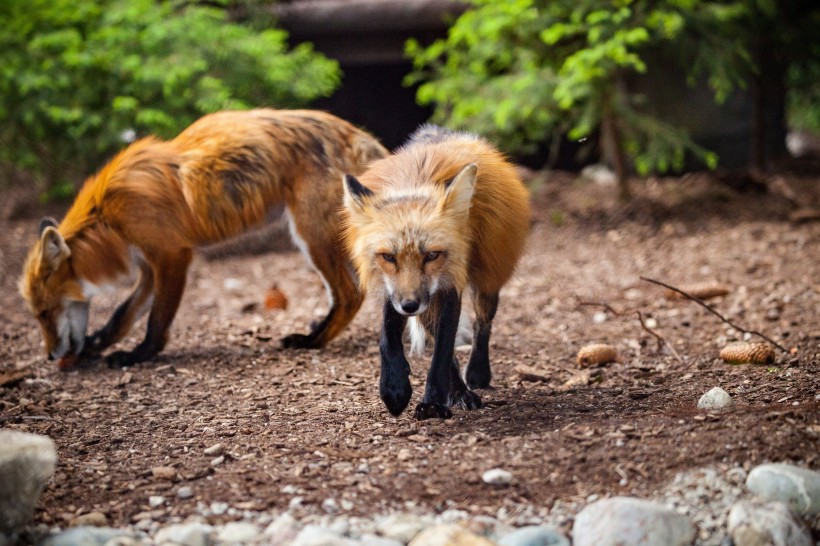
[719,342,775,365]
[576,344,618,367]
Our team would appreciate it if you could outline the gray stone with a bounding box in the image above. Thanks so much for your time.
[40,527,133,546]
[154,522,213,546]
[727,500,812,546]
[497,525,570,546]
[572,496,695,546]
[746,463,820,516]
[176,486,194,500]
[482,468,514,485]
[290,525,350,546]
[697,387,732,410]
[215,521,260,544]
[375,514,429,544]
[263,512,300,542]
[356,534,403,546]
[408,524,496,546]
[0,429,57,534]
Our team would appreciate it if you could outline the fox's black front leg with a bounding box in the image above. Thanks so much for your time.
[379,299,412,416]
[414,288,461,420]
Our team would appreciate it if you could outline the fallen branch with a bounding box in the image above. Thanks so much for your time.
[639,276,789,354]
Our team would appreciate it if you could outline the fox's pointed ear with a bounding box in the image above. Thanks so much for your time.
[39,217,58,235]
[442,163,477,215]
[343,174,374,211]
[39,226,70,272]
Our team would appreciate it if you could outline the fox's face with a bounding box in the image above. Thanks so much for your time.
[19,219,89,361]
[343,163,477,316]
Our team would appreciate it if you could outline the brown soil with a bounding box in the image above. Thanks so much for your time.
[1,170,818,530]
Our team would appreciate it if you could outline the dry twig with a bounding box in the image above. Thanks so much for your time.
[639,276,789,353]
[577,299,685,364]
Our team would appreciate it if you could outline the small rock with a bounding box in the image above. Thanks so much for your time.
[498,525,570,546]
[151,466,177,481]
[154,522,213,546]
[263,512,301,542]
[176,486,194,500]
[290,525,348,546]
[572,496,695,546]
[697,387,732,410]
[210,502,229,516]
[727,500,812,546]
[40,527,132,546]
[0,429,58,534]
[357,535,403,546]
[215,521,260,544]
[148,496,165,508]
[376,513,429,543]
[210,455,225,467]
[322,498,339,513]
[203,443,224,456]
[745,463,820,516]
[70,512,107,527]
[482,468,514,485]
[409,524,497,546]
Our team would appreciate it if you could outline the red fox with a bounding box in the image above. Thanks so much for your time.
[342,126,530,419]
[19,109,387,368]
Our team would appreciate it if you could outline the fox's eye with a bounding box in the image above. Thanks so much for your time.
[423,251,442,263]
[379,253,396,264]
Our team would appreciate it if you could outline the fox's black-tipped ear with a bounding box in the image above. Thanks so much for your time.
[38,217,58,235]
[442,163,477,215]
[39,226,70,272]
[343,174,374,210]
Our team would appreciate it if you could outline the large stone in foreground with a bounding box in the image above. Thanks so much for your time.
[572,496,695,546]
[745,463,820,516]
[727,500,812,546]
[0,429,58,534]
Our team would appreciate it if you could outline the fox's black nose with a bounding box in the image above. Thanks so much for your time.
[400,299,420,314]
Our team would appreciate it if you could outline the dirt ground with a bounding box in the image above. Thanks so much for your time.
[0,168,818,532]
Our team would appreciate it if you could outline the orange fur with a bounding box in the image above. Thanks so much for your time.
[343,134,530,299]
[20,109,387,366]
[342,128,531,418]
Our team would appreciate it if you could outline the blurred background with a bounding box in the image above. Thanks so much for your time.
[1,0,818,207]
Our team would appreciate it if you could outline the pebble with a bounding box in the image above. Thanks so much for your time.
[290,524,348,546]
[263,512,301,542]
[204,443,224,456]
[482,468,514,485]
[497,525,569,546]
[697,387,732,410]
[154,522,213,546]
[572,496,695,546]
[375,513,429,543]
[39,526,133,546]
[211,455,225,467]
[745,462,820,516]
[176,486,194,499]
[409,524,497,546]
[149,496,165,508]
[215,521,261,544]
[727,500,812,546]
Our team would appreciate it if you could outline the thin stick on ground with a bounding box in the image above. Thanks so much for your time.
[639,276,789,354]
[577,299,685,364]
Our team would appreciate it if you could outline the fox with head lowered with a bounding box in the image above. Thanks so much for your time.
[19,109,387,368]
[342,126,530,420]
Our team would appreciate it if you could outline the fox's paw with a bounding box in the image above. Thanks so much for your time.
[105,350,148,368]
[281,333,320,349]
[449,389,484,411]
[414,402,452,420]
[381,377,412,417]
[465,366,492,390]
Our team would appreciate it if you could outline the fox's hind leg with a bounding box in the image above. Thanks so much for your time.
[465,291,499,389]
[280,203,363,349]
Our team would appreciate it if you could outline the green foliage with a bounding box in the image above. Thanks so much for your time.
[0,0,340,191]
[407,0,751,174]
